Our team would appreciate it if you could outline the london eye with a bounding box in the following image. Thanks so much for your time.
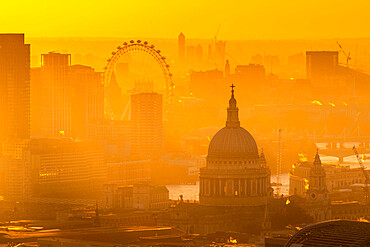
[104,40,174,120]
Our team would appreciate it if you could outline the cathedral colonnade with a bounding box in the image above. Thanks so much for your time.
[199,176,269,197]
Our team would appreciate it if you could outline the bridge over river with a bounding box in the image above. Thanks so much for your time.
[318,145,370,163]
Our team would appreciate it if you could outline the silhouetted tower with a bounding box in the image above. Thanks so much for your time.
[306,150,331,222]
[215,41,226,69]
[0,34,30,140]
[208,44,213,61]
[306,51,338,83]
[225,59,230,77]
[69,65,104,138]
[178,33,185,62]
[308,151,327,193]
[131,93,163,158]
[196,44,203,65]
[41,52,71,137]
[106,71,122,119]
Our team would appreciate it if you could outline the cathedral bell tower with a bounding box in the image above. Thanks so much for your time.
[306,150,331,222]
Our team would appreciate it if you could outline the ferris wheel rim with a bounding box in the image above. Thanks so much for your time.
[104,41,174,89]
[103,40,174,119]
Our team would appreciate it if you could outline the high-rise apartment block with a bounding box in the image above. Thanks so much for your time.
[131,93,163,158]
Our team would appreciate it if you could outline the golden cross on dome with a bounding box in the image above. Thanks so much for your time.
[230,84,235,93]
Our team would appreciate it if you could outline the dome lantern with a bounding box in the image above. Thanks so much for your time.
[226,84,240,128]
[207,84,258,159]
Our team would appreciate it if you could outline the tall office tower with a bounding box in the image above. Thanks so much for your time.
[196,44,203,65]
[306,51,338,82]
[131,93,163,158]
[0,34,30,140]
[30,67,42,137]
[186,45,196,65]
[215,41,226,69]
[208,44,213,61]
[224,59,230,78]
[41,52,71,137]
[178,33,185,62]
[106,71,122,120]
[69,65,104,138]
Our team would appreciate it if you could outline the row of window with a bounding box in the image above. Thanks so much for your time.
[208,160,258,165]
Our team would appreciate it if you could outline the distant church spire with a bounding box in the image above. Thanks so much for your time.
[226,84,240,128]
[313,148,322,168]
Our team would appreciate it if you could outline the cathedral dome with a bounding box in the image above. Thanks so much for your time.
[207,84,259,159]
[208,127,258,158]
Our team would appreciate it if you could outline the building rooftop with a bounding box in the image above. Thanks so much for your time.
[285,220,370,246]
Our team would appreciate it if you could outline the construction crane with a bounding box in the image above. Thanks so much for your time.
[337,41,351,67]
[353,146,369,204]
[345,112,360,138]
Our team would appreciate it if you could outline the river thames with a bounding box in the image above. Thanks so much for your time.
[167,147,370,201]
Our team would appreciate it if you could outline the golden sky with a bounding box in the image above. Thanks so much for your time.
[2,0,369,39]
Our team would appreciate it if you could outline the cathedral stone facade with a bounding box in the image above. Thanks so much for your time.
[199,85,271,207]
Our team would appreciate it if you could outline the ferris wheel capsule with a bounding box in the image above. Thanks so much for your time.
[169,73,173,77]
[144,41,148,45]
[166,64,170,68]
[107,58,111,62]
[150,45,155,48]
[137,40,141,43]
[123,42,128,45]
[157,50,161,53]
[162,56,166,60]
[112,52,116,55]
[117,46,121,49]
[130,40,134,43]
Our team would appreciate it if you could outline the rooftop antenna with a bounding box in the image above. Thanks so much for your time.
[276,129,283,196]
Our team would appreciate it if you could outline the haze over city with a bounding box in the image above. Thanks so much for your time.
[3,0,370,39]
[0,1,370,246]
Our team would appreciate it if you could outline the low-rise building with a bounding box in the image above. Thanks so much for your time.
[106,158,151,185]
[331,201,370,221]
[100,211,156,227]
[1,138,106,201]
[285,220,370,246]
[103,183,170,210]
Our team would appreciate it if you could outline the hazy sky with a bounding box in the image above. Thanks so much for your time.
[3,0,370,39]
